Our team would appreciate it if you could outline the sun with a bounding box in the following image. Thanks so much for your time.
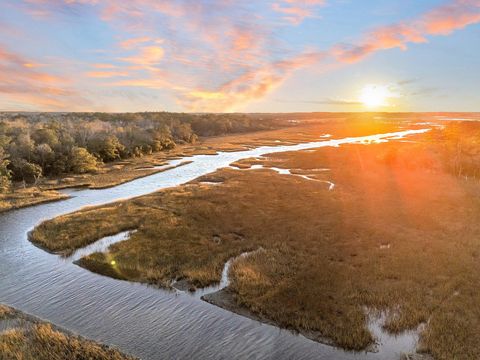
[360,84,391,108]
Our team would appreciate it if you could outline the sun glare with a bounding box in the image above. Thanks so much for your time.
[360,84,391,108]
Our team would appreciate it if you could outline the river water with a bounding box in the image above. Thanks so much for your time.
[0,129,427,360]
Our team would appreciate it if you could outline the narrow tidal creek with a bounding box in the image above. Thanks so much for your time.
[0,129,427,360]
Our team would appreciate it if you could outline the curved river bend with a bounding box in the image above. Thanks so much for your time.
[0,129,427,360]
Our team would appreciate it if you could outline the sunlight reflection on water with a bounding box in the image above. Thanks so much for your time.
[0,128,429,360]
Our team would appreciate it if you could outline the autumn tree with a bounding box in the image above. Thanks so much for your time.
[10,159,42,185]
[0,147,11,193]
[69,147,98,174]
[150,125,175,151]
[88,134,125,162]
[34,143,54,170]
[0,112,280,187]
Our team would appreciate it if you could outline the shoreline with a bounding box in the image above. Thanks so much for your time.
[202,289,433,360]
[0,191,70,214]
[202,288,340,347]
[0,120,418,214]
[0,304,136,359]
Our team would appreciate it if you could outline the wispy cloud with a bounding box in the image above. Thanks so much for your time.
[118,36,153,50]
[86,70,129,78]
[177,0,480,110]
[0,44,89,110]
[332,0,480,63]
[120,45,165,68]
[278,98,363,106]
[1,0,479,111]
[181,52,325,111]
[91,63,119,69]
[272,0,326,24]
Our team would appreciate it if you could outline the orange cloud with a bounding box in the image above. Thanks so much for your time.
[0,47,63,84]
[119,36,152,49]
[273,4,311,18]
[86,70,129,78]
[120,46,165,67]
[182,52,324,111]
[6,0,480,112]
[92,63,118,69]
[422,0,480,35]
[231,31,256,53]
[332,0,480,63]
[0,45,87,110]
[109,78,169,89]
[20,0,100,19]
[179,0,480,111]
[100,1,184,21]
[272,0,325,24]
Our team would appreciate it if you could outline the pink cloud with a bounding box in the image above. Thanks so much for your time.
[3,0,480,112]
[0,44,88,110]
[332,0,480,63]
[272,0,325,24]
[91,63,118,69]
[86,70,129,78]
[118,36,153,50]
[182,0,480,111]
[422,0,480,35]
[182,52,325,111]
[120,46,165,67]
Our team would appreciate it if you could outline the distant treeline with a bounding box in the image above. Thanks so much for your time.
[0,112,287,191]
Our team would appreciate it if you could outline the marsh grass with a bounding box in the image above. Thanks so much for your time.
[29,122,480,359]
[0,323,135,360]
[0,305,14,319]
[29,202,145,255]
[3,117,407,213]
[40,158,188,191]
[0,305,135,360]
[0,188,68,213]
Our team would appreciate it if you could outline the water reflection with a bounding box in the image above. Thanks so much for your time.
[0,129,428,360]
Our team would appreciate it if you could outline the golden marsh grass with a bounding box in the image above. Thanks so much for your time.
[30,122,480,359]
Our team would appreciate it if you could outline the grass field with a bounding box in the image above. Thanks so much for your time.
[0,304,135,360]
[29,120,480,359]
[0,188,69,213]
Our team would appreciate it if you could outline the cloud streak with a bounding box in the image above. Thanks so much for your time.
[272,0,325,24]
[181,52,325,111]
[0,44,88,110]
[332,0,480,63]
[1,0,479,111]
[179,0,480,111]
[279,98,363,106]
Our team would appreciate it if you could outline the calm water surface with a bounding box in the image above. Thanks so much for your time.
[0,129,427,360]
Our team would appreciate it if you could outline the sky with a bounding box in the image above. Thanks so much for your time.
[0,0,479,113]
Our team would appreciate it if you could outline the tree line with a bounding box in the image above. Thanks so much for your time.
[0,112,284,192]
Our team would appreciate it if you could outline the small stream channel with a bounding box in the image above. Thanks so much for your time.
[0,129,428,359]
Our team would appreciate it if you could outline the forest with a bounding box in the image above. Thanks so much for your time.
[0,112,284,192]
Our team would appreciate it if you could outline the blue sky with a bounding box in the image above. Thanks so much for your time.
[0,0,479,112]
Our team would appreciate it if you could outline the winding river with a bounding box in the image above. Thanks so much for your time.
[0,129,427,360]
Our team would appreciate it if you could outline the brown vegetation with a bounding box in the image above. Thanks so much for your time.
[0,305,14,319]
[0,188,69,213]
[0,305,135,360]
[29,119,480,359]
[0,111,287,213]
[0,113,409,211]
[0,111,285,189]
